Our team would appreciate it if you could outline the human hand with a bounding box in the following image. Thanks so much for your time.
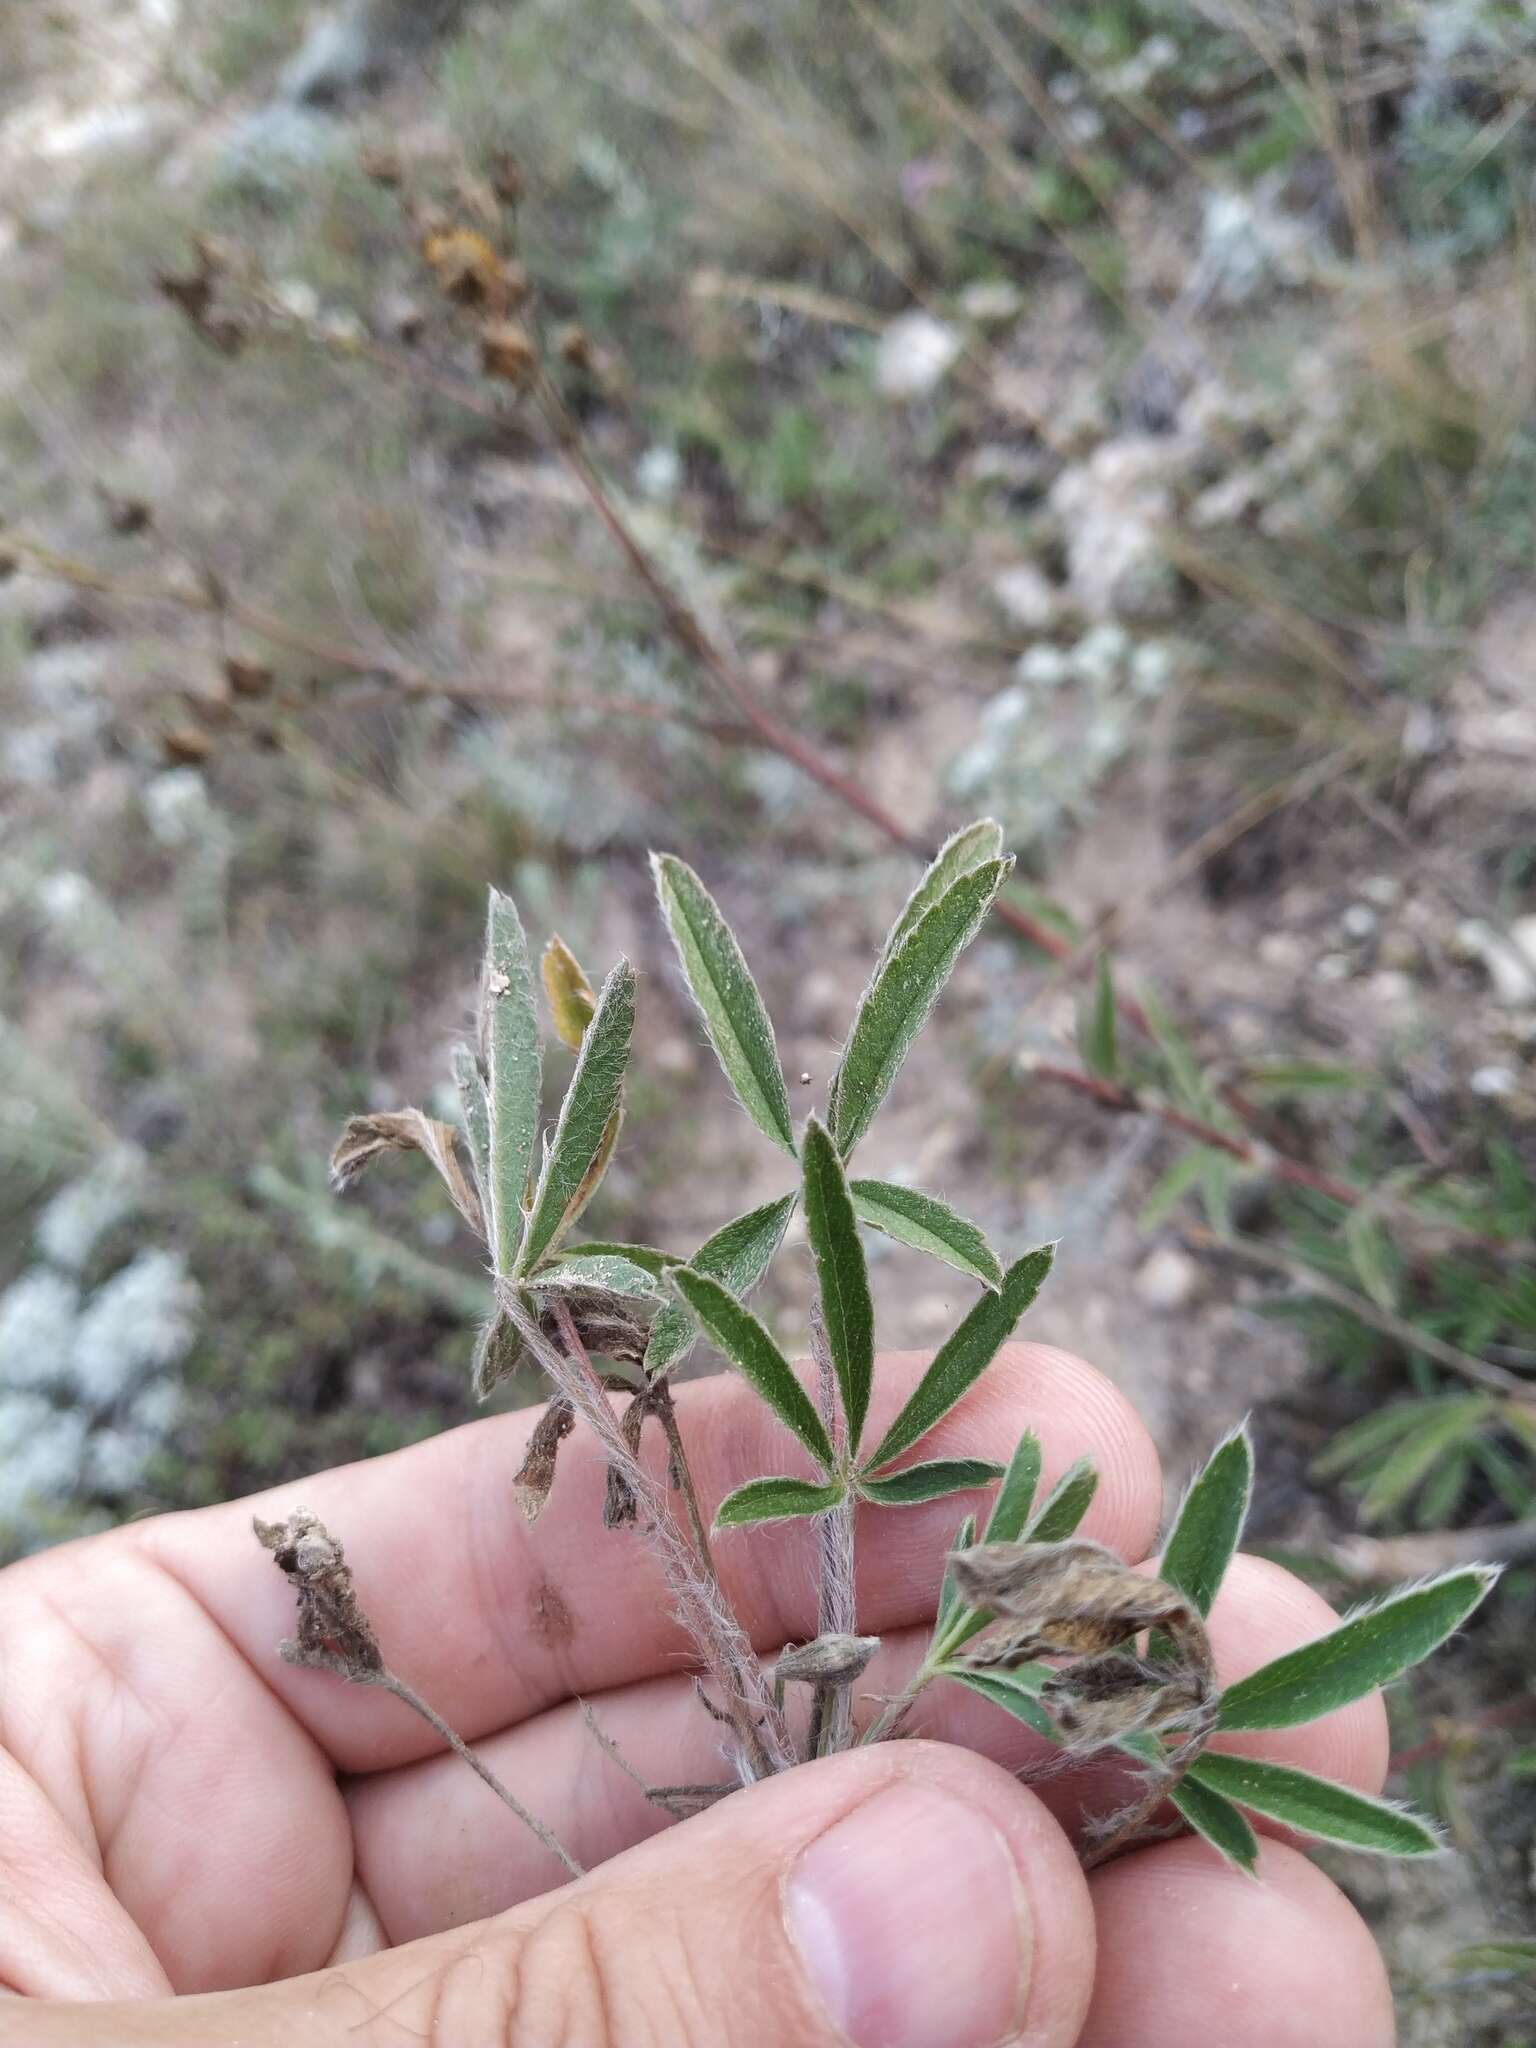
[0,1344,1394,2045]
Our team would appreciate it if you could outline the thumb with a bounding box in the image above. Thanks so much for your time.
[15,1743,1095,2048]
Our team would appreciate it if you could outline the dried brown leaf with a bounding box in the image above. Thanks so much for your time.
[329,1109,484,1239]
[541,934,597,1050]
[512,1396,576,1522]
[254,1507,383,1676]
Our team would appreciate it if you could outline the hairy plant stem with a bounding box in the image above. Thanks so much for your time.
[364,1667,583,1877]
[513,1291,793,1778]
[809,1310,858,1756]
[860,1656,940,1748]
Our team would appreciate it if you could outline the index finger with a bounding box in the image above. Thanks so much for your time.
[140,1342,1161,1770]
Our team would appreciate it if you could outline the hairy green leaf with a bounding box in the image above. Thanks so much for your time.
[558,1241,679,1277]
[1083,953,1118,1082]
[945,1664,1057,1741]
[518,960,634,1273]
[831,855,1012,1158]
[1026,1456,1099,1543]
[452,1042,491,1216]
[651,853,795,1155]
[862,1244,1054,1473]
[850,1179,1002,1289]
[480,890,543,1274]
[1159,1424,1254,1618]
[984,1429,1043,1545]
[470,1308,524,1401]
[714,1475,846,1528]
[858,1459,1004,1506]
[877,819,1005,968]
[669,1266,834,1470]
[802,1116,875,1453]
[644,1194,796,1379]
[1217,1567,1498,1731]
[1169,1774,1260,1875]
[530,1254,663,1297]
[935,1513,978,1638]
[1189,1754,1442,1856]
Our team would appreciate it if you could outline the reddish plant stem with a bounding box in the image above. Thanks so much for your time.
[1027,1061,1363,1208]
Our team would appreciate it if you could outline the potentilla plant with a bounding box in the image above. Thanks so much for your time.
[256,820,1496,1876]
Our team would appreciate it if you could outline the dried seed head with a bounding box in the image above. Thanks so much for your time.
[254,1507,383,1676]
[422,227,510,311]
[775,1634,880,1687]
[480,320,538,388]
[513,1396,576,1522]
[1040,1651,1214,1751]
[953,1537,1203,1665]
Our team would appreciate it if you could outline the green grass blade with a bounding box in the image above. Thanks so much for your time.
[644,1194,795,1379]
[831,854,1012,1158]
[1217,1567,1499,1731]
[1189,1754,1443,1856]
[861,1244,1054,1473]
[1159,1424,1254,1618]
[1169,1774,1260,1874]
[984,1429,1043,1544]
[802,1116,875,1453]
[518,959,635,1273]
[651,853,795,1155]
[1082,952,1118,1081]
[669,1266,834,1470]
[850,1178,1003,1289]
[715,1476,845,1529]
[480,889,543,1274]
[876,818,1005,967]
[858,1459,1003,1505]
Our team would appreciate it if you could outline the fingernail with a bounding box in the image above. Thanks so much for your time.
[787,1784,1029,2048]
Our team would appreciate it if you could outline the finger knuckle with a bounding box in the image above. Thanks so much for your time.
[490,1899,711,2048]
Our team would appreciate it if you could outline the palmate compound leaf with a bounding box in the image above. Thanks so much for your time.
[517,958,635,1275]
[1169,1773,1260,1875]
[1158,1423,1254,1619]
[481,889,543,1274]
[857,1459,1004,1506]
[668,1266,835,1472]
[1187,1754,1443,1857]
[651,853,795,1156]
[860,1244,1055,1475]
[1216,1566,1499,1732]
[849,1179,1002,1290]
[644,1194,796,1379]
[801,1116,875,1454]
[830,853,1013,1159]
[714,1475,846,1529]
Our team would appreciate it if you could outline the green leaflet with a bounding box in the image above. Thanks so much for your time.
[651,853,795,1156]
[557,1241,679,1278]
[1159,1424,1254,1618]
[983,1429,1043,1544]
[850,1178,1002,1290]
[802,1117,875,1453]
[831,855,1013,1159]
[669,1266,834,1471]
[452,1042,492,1219]
[1025,1455,1099,1542]
[1356,1397,1496,1525]
[1217,1567,1498,1731]
[518,960,635,1274]
[1188,1754,1442,1856]
[529,1254,664,1297]
[934,1513,978,1638]
[944,1665,1057,1741]
[862,1245,1055,1474]
[714,1476,846,1529]
[481,890,543,1274]
[644,1194,795,1379]
[1169,1774,1260,1874]
[858,1459,1004,1506]
[876,819,1005,968]
[1082,952,1118,1082]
